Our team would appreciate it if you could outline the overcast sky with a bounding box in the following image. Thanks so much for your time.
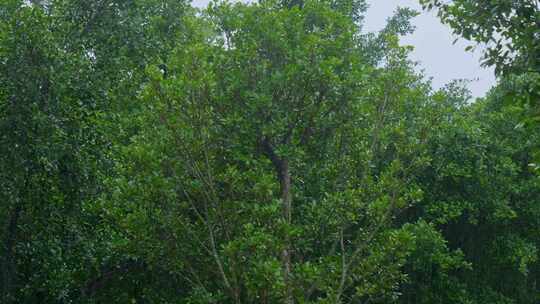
[191,0,496,97]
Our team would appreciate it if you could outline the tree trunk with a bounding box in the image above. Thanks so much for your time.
[260,137,294,304]
[279,159,293,304]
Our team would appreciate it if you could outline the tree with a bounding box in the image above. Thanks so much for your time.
[402,82,540,304]
[0,0,189,302]
[102,0,470,302]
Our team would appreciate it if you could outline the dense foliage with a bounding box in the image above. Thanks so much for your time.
[0,0,538,303]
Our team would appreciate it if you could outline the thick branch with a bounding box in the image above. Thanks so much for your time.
[259,136,293,304]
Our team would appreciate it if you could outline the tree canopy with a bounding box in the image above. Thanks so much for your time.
[0,0,539,303]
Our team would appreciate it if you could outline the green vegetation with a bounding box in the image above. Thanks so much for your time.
[0,0,538,303]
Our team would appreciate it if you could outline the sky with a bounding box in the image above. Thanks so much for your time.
[191,0,497,97]
[363,0,495,97]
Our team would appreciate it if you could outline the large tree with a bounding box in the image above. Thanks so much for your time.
[102,0,472,302]
[0,0,189,302]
